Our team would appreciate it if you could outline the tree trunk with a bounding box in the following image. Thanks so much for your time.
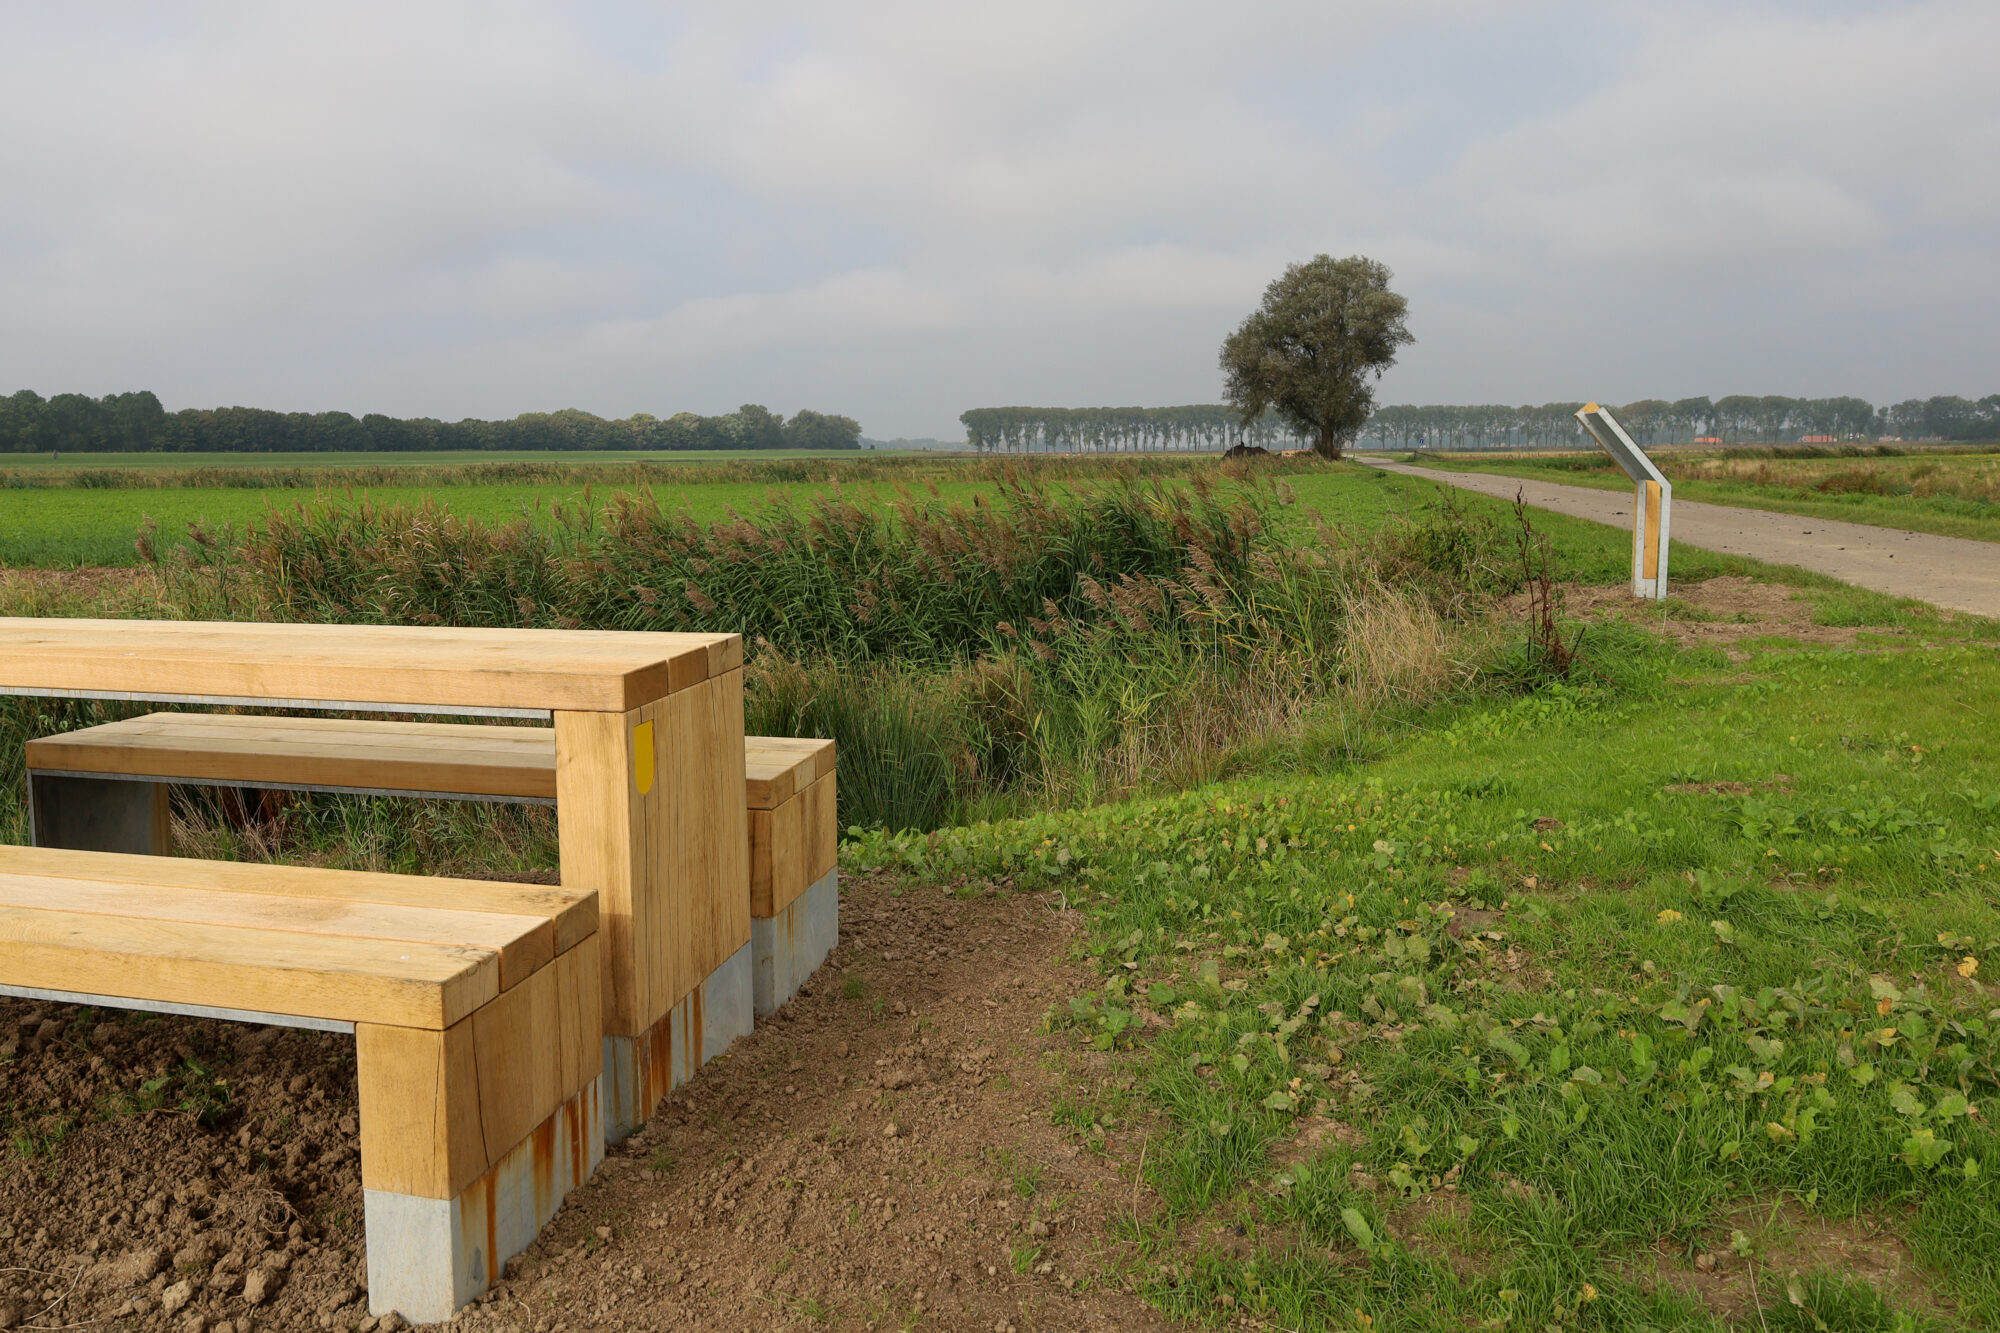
[1315,426,1342,461]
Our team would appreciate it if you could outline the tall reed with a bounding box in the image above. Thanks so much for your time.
[126,473,1503,831]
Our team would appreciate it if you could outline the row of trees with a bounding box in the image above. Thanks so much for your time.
[959,405,1305,453]
[1360,394,2000,451]
[958,392,2000,456]
[0,390,863,453]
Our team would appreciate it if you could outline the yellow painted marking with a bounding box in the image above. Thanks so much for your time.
[633,720,655,795]
[1583,402,1600,414]
[1642,481,1662,579]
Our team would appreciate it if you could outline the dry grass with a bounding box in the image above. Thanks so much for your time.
[168,786,560,879]
[0,566,166,618]
[1341,582,1473,706]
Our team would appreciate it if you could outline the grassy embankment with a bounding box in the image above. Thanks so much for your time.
[1405,447,2000,544]
[858,609,2000,1330]
[6,458,1998,1327]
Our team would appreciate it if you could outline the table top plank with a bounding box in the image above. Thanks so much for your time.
[30,713,561,801]
[0,618,742,713]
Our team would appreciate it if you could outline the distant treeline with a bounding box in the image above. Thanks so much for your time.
[1361,395,2000,451]
[961,395,2000,454]
[0,390,862,453]
[960,405,1303,453]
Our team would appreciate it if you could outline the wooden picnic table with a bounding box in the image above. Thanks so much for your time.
[0,617,750,1051]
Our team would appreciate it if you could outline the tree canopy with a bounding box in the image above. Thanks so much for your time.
[1219,254,1413,459]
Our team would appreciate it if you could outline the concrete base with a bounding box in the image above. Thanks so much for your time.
[365,1080,603,1324]
[752,869,839,1018]
[600,941,754,1143]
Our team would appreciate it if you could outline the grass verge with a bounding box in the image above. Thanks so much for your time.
[857,624,2000,1330]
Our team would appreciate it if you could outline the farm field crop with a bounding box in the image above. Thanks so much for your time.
[1407,447,2000,544]
[0,447,937,469]
[0,473,1013,566]
[0,454,1830,572]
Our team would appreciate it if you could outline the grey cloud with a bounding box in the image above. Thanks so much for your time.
[0,1,1993,437]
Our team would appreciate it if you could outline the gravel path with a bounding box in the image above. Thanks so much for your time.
[1361,457,2000,617]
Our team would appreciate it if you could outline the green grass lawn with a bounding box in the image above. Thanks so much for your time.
[858,601,2000,1329]
[1407,452,2000,545]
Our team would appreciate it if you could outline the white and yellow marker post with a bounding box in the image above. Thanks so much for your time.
[1574,402,1671,600]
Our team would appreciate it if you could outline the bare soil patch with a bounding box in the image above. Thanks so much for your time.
[1661,775,1792,797]
[0,874,1176,1332]
[1265,1113,1366,1173]
[1635,1202,1952,1326]
[1506,576,1876,659]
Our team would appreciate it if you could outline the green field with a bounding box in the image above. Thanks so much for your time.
[0,447,938,469]
[1408,449,2000,544]
[0,457,1837,572]
[0,478,901,565]
[4,472,1193,567]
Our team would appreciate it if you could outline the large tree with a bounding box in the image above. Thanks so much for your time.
[1218,254,1413,459]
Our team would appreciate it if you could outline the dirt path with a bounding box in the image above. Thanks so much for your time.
[1361,456,2000,617]
[0,873,1176,1332]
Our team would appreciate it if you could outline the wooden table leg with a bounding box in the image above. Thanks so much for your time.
[553,668,750,1142]
[356,937,602,1323]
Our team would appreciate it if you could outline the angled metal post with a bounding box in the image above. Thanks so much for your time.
[1574,403,1671,600]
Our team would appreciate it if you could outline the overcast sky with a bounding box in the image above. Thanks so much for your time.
[1,2,1993,439]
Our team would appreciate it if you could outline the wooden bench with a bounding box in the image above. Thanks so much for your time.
[0,845,599,1325]
[0,619,751,1145]
[26,715,839,1063]
[746,736,839,1016]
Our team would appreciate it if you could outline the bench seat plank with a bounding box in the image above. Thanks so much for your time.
[0,903,496,1029]
[31,713,560,800]
[0,845,595,956]
[0,872,554,992]
[29,715,836,813]
[745,736,836,810]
